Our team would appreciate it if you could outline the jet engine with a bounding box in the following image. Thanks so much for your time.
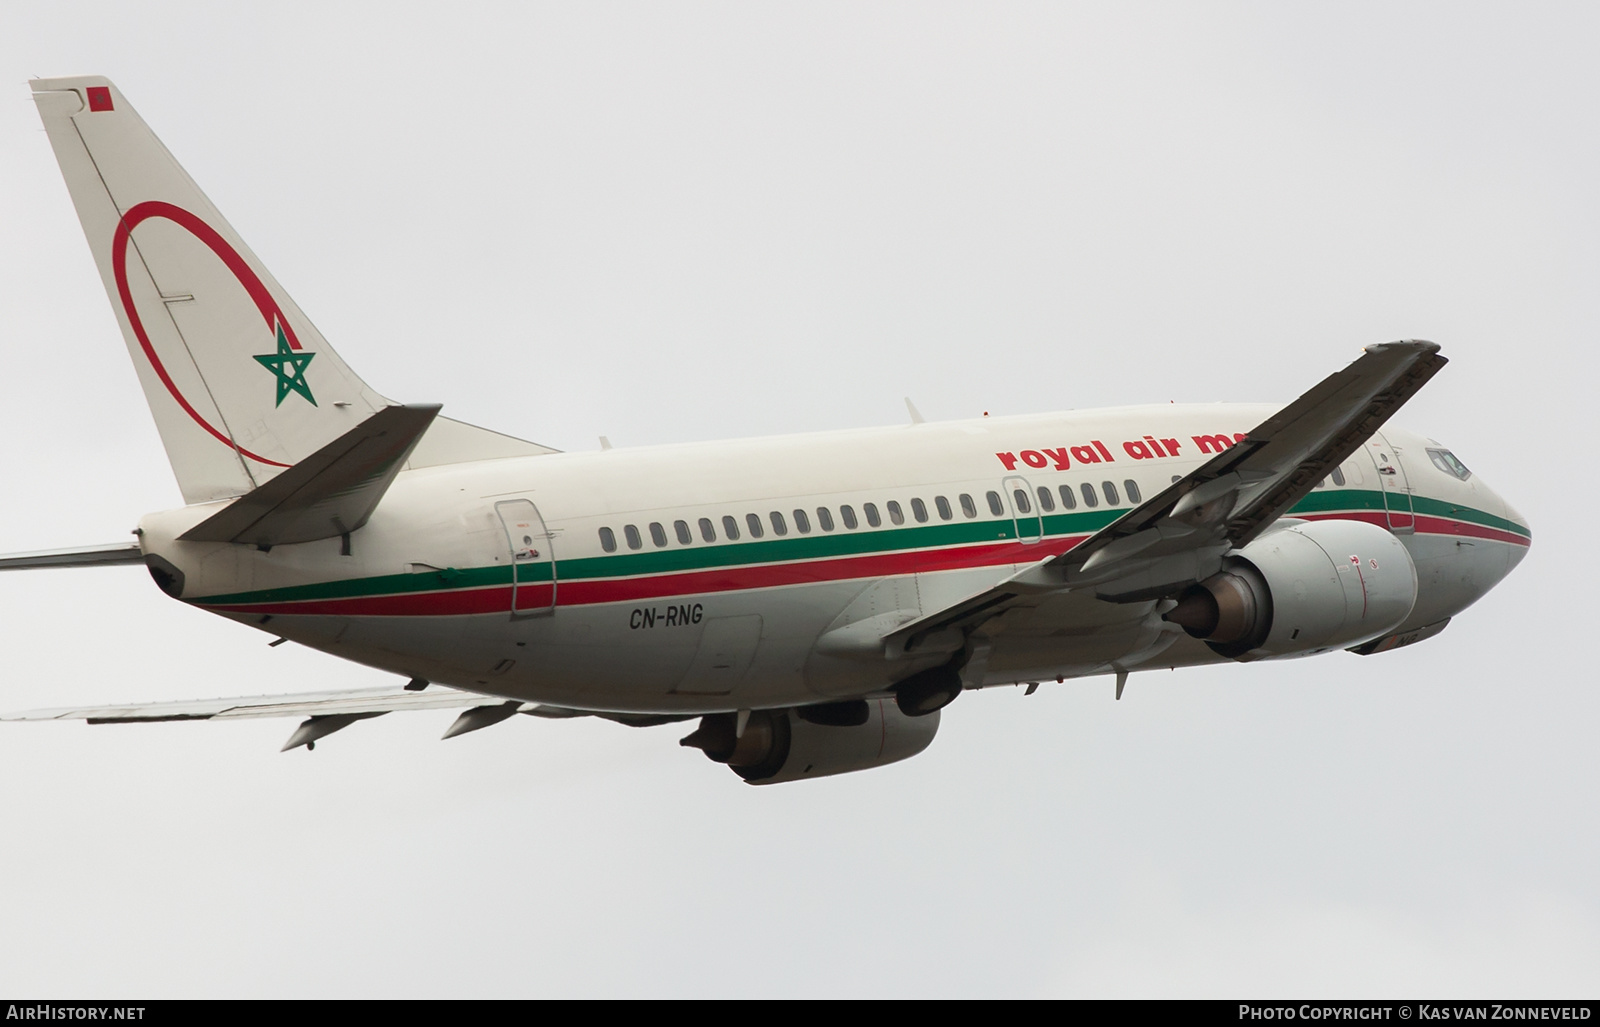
[680,699,939,785]
[1164,519,1417,660]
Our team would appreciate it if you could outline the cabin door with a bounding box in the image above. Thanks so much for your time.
[1365,432,1415,533]
[494,499,557,617]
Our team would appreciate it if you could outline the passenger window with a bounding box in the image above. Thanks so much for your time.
[1036,485,1055,512]
[887,500,905,525]
[960,494,977,518]
[935,496,953,520]
[1080,484,1099,508]
[1124,479,1141,503]
[986,491,1004,516]
[864,502,882,527]
[1331,466,1346,487]
[793,509,811,534]
[911,498,929,523]
[649,522,668,547]
[722,515,740,541]
[1013,488,1032,514]
[816,507,835,532]
[841,505,858,529]
[625,524,643,550]
[1102,481,1119,505]
[699,517,716,542]
[746,513,765,538]
[1058,485,1076,510]
[769,511,787,536]
[674,520,692,545]
[599,526,617,553]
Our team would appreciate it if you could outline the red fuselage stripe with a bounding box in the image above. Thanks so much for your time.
[1298,511,1530,547]
[205,536,1084,616]
[202,516,1526,618]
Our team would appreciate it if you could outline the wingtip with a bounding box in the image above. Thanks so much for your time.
[1365,339,1441,356]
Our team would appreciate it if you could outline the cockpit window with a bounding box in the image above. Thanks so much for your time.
[1427,448,1472,481]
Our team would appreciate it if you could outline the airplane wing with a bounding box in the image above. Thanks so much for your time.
[1,684,497,723]
[889,340,1447,656]
[2,683,691,749]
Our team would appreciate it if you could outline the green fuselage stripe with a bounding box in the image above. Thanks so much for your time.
[193,488,1524,607]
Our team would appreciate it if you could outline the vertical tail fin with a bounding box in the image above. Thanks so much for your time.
[31,76,552,504]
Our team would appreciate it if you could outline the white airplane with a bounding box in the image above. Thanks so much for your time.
[2,76,1530,783]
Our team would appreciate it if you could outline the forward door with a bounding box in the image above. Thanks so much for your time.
[1365,432,1415,532]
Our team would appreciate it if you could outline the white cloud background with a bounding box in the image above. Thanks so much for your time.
[0,1,1593,997]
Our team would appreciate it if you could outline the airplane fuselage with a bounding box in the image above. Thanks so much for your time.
[134,403,1530,714]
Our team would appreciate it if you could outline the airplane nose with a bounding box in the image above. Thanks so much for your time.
[1501,497,1532,571]
[1503,499,1531,539]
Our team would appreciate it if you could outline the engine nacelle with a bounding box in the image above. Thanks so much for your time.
[1165,519,1418,660]
[680,700,939,785]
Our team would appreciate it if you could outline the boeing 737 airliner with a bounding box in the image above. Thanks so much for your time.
[0,77,1530,783]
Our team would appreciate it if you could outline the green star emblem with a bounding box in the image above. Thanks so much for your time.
[253,321,317,407]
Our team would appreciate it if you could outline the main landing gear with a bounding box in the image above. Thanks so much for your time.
[892,661,963,717]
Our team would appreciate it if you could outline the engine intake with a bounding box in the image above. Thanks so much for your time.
[680,700,939,785]
[1165,519,1418,660]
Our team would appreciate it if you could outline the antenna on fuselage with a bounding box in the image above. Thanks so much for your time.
[904,398,924,425]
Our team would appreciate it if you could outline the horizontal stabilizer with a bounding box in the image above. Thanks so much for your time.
[0,542,143,571]
[179,404,440,546]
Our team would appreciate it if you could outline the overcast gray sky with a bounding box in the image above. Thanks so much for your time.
[0,1,1594,998]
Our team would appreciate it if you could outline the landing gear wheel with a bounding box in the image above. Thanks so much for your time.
[893,663,963,717]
